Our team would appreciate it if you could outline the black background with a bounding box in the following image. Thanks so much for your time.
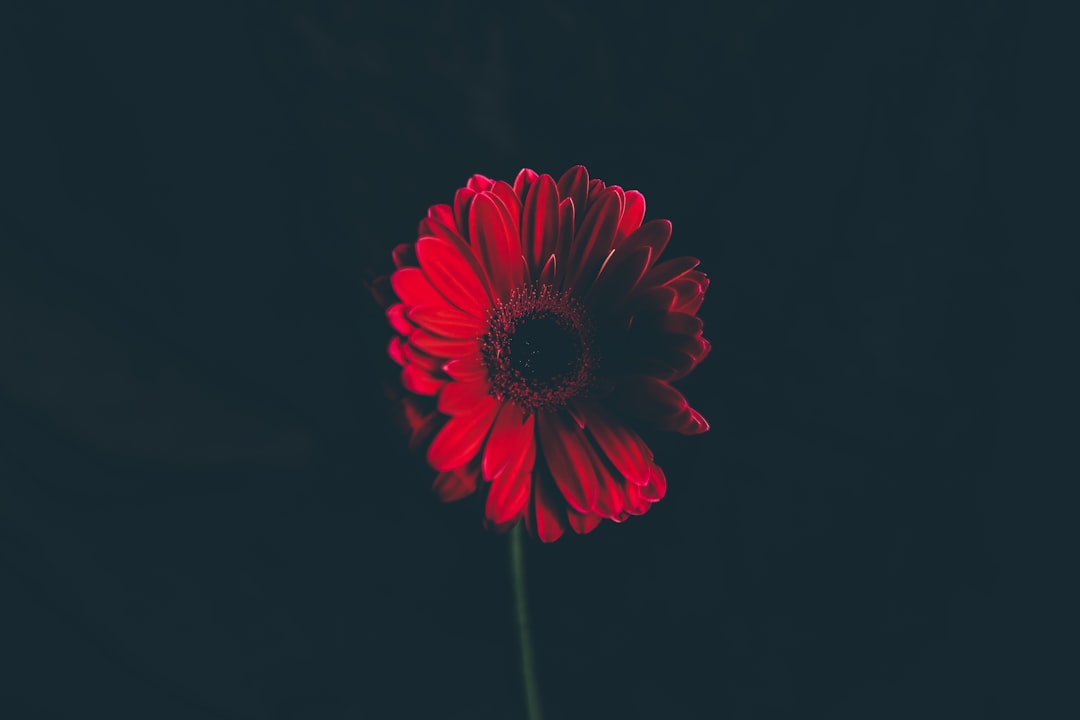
[1,2,1074,718]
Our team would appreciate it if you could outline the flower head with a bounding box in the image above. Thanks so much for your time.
[374,166,710,541]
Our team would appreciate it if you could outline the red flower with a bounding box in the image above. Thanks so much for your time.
[374,166,710,541]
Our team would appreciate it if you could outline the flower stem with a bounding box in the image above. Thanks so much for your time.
[509,522,543,720]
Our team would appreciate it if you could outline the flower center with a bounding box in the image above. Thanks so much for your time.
[481,285,596,413]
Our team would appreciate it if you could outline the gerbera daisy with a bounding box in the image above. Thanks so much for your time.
[373,166,710,541]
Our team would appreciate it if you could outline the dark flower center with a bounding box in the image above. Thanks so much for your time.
[481,285,596,413]
[507,314,582,383]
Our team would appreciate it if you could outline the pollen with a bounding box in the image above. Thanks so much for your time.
[481,284,598,413]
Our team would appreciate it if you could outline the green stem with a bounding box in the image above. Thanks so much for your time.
[509,522,543,720]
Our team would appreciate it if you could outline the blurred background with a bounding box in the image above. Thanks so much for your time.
[1,1,1073,718]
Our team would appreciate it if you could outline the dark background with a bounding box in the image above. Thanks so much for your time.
[1,1,1073,718]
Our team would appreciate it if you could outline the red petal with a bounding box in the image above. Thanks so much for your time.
[643,256,700,288]
[392,243,418,269]
[672,273,708,314]
[537,411,599,513]
[453,187,476,231]
[557,165,589,223]
[437,380,491,415]
[587,246,652,309]
[408,305,486,338]
[682,407,710,435]
[623,481,652,515]
[433,465,479,502]
[617,190,646,240]
[442,356,488,382]
[390,267,453,310]
[408,329,480,358]
[539,253,557,286]
[577,400,650,486]
[526,468,568,543]
[521,174,560,274]
[639,464,668,502]
[629,285,678,314]
[566,509,602,535]
[469,192,522,300]
[421,204,466,245]
[590,454,625,520]
[486,471,532,524]
[401,398,442,450]
[415,236,492,317]
[386,304,415,335]
[567,189,621,292]
[402,364,445,396]
[426,395,500,471]
[513,168,539,200]
[467,174,495,192]
[555,197,575,276]
[400,341,443,372]
[667,277,702,310]
[490,181,522,246]
[482,405,536,482]
[612,376,690,425]
[388,337,405,366]
[620,219,672,262]
[659,312,704,338]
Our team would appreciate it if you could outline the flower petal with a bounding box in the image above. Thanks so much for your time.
[567,509,602,535]
[482,404,536,482]
[467,174,495,192]
[617,190,646,240]
[402,364,446,396]
[643,256,700,288]
[486,470,532,524]
[538,411,599,513]
[469,192,522,300]
[386,304,415,335]
[392,243,418,269]
[408,329,480,358]
[576,400,650,486]
[521,173,560,275]
[400,341,443,372]
[420,205,467,246]
[442,356,488,382]
[433,465,479,502]
[408,305,486,338]
[629,285,678,314]
[659,312,704,338]
[453,187,476,231]
[611,376,691,426]
[513,168,539,200]
[557,165,589,222]
[415,236,492,317]
[539,253,557,286]
[526,467,568,543]
[639,464,668,502]
[391,267,453,310]
[388,337,405,366]
[567,189,622,292]
[589,455,625,520]
[620,219,671,263]
[587,246,652,310]
[490,181,522,246]
[437,380,492,415]
[623,480,652,515]
[400,397,442,450]
[426,395,500,471]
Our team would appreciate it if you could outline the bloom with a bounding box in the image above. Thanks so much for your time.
[375,166,709,541]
